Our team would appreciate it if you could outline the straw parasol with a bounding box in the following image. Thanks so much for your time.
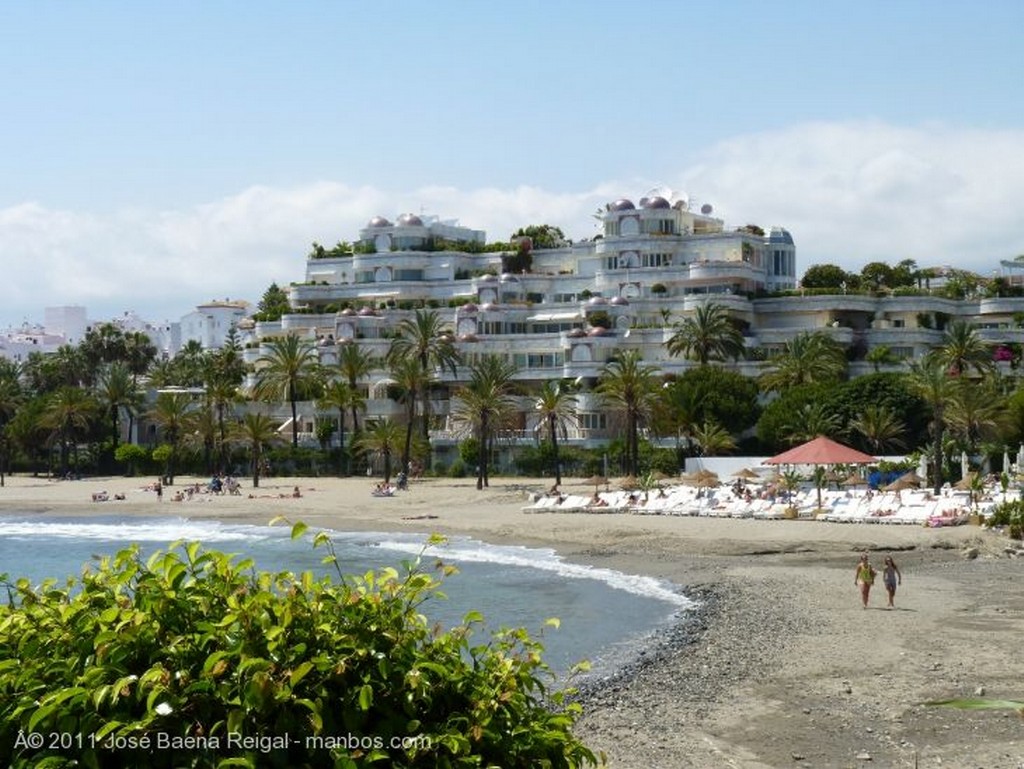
[732,468,761,481]
[695,468,720,483]
[618,475,640,491]
[581,475,609,491]
[882,472,922,492]
[841,472,868,487]
[953,472,979,491]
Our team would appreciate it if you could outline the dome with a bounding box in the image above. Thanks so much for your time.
[586,296,608,307]
[477,273,499,283]
[368,216,392,228]
[768,227,794,245]
[609,296,630,306]
[357,307,377,317]
[397,213,423,226]
[340,308,357,316]
[458,333,479,343]
[700,204,713,215]
[567,328,586,338]
[609,198,635,211]
[587,326,609,337]
[479,302,496,312]
[460,302,479,313]
[643,196,670,209]
[500,273,519,283]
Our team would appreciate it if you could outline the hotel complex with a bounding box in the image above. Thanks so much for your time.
[237,193,1024,465]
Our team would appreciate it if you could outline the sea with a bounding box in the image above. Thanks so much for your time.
[0,514,695,680]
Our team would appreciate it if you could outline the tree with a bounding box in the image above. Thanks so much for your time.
[94,362,142,454]
[906,355,959,493]
[666,302,745,365]
[780,402,845,445]
[253,334,321,449]
[386,310,460,445]
[936,320,994,378]
[316,379,362,475]
[232,411,282,487]
[861,261,895,290]
[354,418,405,484]
[450,355,519,490]
[865,345,899,372]
[801,264,852,290]
[336,343,377,436]
[0,373,24,486]
[257,282,292,320]
[760,331,846,392]
[691,420,736,457]
[597,351,659,477]
[946,378,1007,456]
[511,224,567,250]
[148,392,196,485]
[41,386,99,476]
[850,405,907,454]
[388,355,425,476]
[533,380,578,486]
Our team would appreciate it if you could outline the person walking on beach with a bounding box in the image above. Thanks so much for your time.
[854,553,876,609]
[882,555,902,608]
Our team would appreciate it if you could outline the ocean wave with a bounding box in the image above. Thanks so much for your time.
[0,517,277,544]
[368,535,694,609]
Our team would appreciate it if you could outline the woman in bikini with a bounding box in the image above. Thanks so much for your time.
[882,555,902,608]
[854,553,876,609]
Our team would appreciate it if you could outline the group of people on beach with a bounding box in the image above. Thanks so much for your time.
[854,553,902,609]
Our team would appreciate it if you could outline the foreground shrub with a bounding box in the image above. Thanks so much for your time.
[0,524,599,768]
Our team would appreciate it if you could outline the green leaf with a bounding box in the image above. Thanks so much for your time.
[544,617,561,629]
[290,521,309,540]
[926,697,1024,710]
[289,661,314,688]
[358,683,373,710]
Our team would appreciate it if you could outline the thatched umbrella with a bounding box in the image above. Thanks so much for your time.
[882,473,921,492]
[618,475,640,491]
[732,468,761,481]
[581,475,609,492]
[841,472,868,488]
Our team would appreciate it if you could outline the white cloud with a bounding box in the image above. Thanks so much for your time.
[3,120,1024,328]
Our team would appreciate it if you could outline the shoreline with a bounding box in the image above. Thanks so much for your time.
[2,474,1024,767]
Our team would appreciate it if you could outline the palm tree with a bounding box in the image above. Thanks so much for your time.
[336,342,377,435]
[253,334,321,448]
[666,302,745,365]
[937,320,994,377]
[0,371,24,486]
[760,331,846,392]
[42,386,99,476]
[850,405,907,454]
[354,418,404,484]
[946,379,1007,457]
[691,419,736,456]
[386,310,460,443]
[533,380,578,486]
[906,354,958,493]
[94,362,142,453]
[388,355,425,475]
[149,391,197,485]
[316,379,363,475]
[781,402,845,445]
[596,350,659,477]
[450,355,518,490]
[232,412,282,488]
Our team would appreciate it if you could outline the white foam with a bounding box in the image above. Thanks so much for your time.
[369,535,694,609]
[0,517,274,544]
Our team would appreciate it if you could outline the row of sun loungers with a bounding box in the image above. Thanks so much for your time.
[523,485,1000,525]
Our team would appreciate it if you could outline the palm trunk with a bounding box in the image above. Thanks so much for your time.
[337,409,346,477]
[550,414,561,486]
[252,446,261,488]
[290,387,299,449]
[932,408,944,495]
[476,416,487,490]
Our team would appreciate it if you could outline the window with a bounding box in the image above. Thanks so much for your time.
[579,413,607,430]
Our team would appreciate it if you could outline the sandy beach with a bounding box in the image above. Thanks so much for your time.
[2,473,1023,768]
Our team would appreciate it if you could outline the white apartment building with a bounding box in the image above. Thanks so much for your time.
[179,300,251,352]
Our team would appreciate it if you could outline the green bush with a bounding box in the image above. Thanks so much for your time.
[0,527,598,768]
[114,444,150,477]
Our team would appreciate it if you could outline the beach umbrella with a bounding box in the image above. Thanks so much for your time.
[582,475,609,490]
[961,451,969,478]
[918,453,929,482]
[954,472,978,491]
[841,472,867,488]
[732,468,761,481]
[1004,448,1012,474]
[695,469,719,483]
[882,473,921,492]
[618,475,640,491]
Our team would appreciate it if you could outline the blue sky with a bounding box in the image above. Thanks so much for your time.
[2,0,1024,327]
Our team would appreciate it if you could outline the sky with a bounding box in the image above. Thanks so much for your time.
[2,0,1024,328]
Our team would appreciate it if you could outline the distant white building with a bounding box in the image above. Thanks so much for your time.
[44,306,88,345]
[178,300,251,351]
